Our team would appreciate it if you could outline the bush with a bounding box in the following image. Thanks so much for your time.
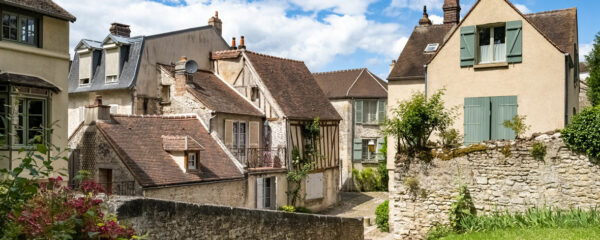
[503,114,530,139]
[279,205,295,212]
[530,141,547,161]
[352,167,387,192]
[404,176,420,199]
[295,206,312,213]
[586,32,600,106]
[375,200,389,232]
[561,106,600,162]
[376,161,388,191]
[449,184,476,232]
[438,128,463,149]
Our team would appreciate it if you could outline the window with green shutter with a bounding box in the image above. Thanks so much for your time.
[376,137,384,161]
[506,20,523,63]
[464,96,518,145]
[460,26,476,67]
[377,99,386,123]
[491,96,518,140]
[355,100,363,124]
[353,138,362,162]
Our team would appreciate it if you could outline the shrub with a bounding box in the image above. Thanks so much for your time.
[375,200,389,232]
[501,145,512,157]
[586,32,600,106]
[530,141,547,161]
[503,114,531,139]
[353,167,387,192]
[438,128,463,149]
[295,206,312,213]
[561,106,600,162]
[404,176,420,199]
[376,161,389,191]
[280,205,295,212]
[449,184,476,232]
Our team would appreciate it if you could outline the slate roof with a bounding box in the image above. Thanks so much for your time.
[160,65,264,117]
[96,115,244,187]
[0,0,76,22]
[389,3,579,80]
[313,68,387,99]
[68,36,144,93]
[241,51,342,121]
[0,73,60,92]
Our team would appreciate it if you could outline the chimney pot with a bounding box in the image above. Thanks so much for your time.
[230,37,237,50]
[109,23,131,37]
[238,36,246,50]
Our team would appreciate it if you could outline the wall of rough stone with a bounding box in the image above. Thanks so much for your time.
[330,100,353,190]
[391,134,600,239]
[111,198,363,240]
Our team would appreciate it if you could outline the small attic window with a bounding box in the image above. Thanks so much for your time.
[424,43,439,53]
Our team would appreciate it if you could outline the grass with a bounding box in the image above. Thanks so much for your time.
[441,227,600,240]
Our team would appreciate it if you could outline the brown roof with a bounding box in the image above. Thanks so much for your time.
[211,50,241,60]
[97,115,244,187]
[162,135,205,151]
[388,24,454,80]
[313,68,387,99]
[389,3,578,80]
[0,73,60,92]
[0,0,76,22]
[242,51,342,121]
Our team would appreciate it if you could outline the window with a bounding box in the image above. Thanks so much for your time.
[98,169,113,194]
[233,121,247,153]
[106,75,118,84]
[79,78,90,86]
[355,99,386,124]
[363,100,378,123]
[361,139,377,162]
[2,12,38,46]
[187,152,198,171]
[424,43,439,52]
[251,87,259,101]
[464,96,517,145]
[109,104,118,114]
[478,25,506,64]
[161,86,170,103]
[14,98,46,146]
[264,177,271,208]
[257,177,276,209]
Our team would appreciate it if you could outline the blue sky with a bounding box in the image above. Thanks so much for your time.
[58,0,599,79]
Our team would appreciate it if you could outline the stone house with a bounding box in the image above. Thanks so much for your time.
[313,68,388,190]
[387,0,579,188]
[67,12,229,136]
[0,0,75,178]
[209,46,343,211]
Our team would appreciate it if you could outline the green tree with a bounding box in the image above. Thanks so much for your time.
[586,32,600,106]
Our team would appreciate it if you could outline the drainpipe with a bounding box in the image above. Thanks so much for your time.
[208,111,217,133]
[564,53,570,126]
[424,64,428,98]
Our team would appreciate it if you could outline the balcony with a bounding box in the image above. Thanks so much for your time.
[230,147,287,171]
[98,181,137,196]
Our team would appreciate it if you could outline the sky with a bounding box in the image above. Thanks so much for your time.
[55,0,599,79]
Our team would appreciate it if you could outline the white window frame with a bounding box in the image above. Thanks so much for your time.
[105,75,118,84]
[79,78,91,87]
[187,152,197,170]
[233,121,247,153]
[477,25,507,64]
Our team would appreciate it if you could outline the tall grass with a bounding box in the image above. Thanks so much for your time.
[428,207,600,239]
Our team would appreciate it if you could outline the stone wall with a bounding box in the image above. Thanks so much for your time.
[391,134,600,239]
[112,198,363,240]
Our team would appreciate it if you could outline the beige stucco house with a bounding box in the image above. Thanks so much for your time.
[313,68,388,191]
[0,0,75,177]
[387,0,579,196]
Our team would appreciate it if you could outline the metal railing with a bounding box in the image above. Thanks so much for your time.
[98,181,137,196]
[230,147,287,169]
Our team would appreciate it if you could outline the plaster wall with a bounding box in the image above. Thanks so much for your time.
[143,179,248,208]
[68,90,133,135]
[330,100,353,190]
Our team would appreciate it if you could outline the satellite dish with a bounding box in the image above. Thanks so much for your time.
[185,60,198,74]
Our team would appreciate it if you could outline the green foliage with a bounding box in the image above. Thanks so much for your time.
[439,227,600,240]
[352,166,387,192]
[586,32,600,106]
[286,159,313,207]
[438,128,463,149]
[382,89,456,156]
[426,224,454,240]
[449,184,477,232]
[530,142,547,161]
[434,144,488,161]
[561,106,600,162]
[376,161,388,191]
[286,118,320,207]
[404,176,420,198]
[379,137,388,161]
[503,115,531,139]
[375,200,389,232]
[279,205,295,212]
[501,145,512,157]
[295,206,312,213]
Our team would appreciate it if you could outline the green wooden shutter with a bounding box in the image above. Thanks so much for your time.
[506,20,523,63]
[376,138,384,161]
[460,26,476,67]
[353,139,363,162]
[377,100,386,123]
[355,100,363,124]
[491,96,518,140]
[464,97,491,145]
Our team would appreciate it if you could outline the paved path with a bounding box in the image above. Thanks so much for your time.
[319,192,393,240]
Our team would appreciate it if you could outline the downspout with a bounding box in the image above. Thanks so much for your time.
[7,88,12,170]
[564,54,570,126]
[424,64,428,98]
[208,111,217,133]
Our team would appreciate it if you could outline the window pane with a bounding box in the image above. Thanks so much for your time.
[233,122,238,148]
[15,129,23,145]
[479,28,490,46]
[29,116,43,130]
[494,26,505,44]
[239,123,246,148]
[29,100,43,115]
[28,130,42,144]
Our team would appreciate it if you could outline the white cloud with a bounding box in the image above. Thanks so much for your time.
[289,0,377,16]
[429,14,443,24]
[580,43,593,61]
[513,3,531,14]
[55,0,408,71]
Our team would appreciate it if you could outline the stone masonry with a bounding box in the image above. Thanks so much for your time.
[391,133,600,239]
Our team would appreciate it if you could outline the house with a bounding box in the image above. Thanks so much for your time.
[387,0,578,189]
[580,62,590,109]
[313,68,388,190]
[0,0,75,177]
[67,12,229,136]
[210,44,343,211]
[67,105,273,208]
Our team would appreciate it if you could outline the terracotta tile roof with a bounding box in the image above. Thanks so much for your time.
[1,0,76,22]
[243,51,342,121]
[388,24,454,80]
[313,68,387,99]
[211,50,242,60]
[162,135,205,151]
[0,73,60,92]
[96,115,244,187]
[187,70,264,117]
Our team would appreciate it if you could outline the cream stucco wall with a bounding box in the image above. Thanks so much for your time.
[247,172,288,209]
[330,100,353,190]
[68,90,133,136]
[427,0,576,140]
[0,15,70,178]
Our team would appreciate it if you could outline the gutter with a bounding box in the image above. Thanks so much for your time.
[564,53,570,126]
[424,65,428,98]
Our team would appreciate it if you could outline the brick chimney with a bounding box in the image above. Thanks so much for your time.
[109,23,131,37]
[443,0,460,24]
[208,11,222,36]
[419,6,432,26]
[174,56,188,97]
[230,37,237,50]
[238,36,246,50]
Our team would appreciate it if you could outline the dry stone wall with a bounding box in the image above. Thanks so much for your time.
[391,134,600,239]
[111,198,363,240]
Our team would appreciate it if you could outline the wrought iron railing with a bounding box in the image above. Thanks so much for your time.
[98,181,137,196]
[230,147,287,169]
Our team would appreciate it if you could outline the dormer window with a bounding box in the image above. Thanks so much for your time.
[186,151,198,170]
[80,78,90,86]
[424,43,439,53]
[78,50,93,86]
[106,75,118,84]
[104,46,121,84]
[162,135,204,173]
[2,12,38,46]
